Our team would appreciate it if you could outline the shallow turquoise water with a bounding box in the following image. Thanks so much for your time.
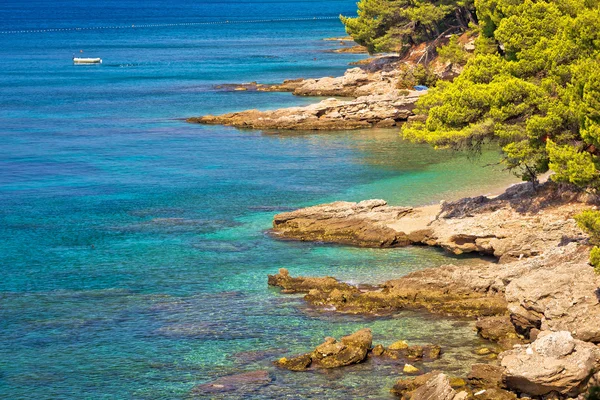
[0,1,517,398]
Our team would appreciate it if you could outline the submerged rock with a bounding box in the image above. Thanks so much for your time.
[190,370,272,395]
[500,331,600,397]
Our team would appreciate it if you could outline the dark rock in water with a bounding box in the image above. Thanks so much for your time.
[190,370,272,395]
[380,342,441,363]
[467,363,505,389]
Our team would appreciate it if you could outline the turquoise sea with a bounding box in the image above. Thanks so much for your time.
[0,1,518,398]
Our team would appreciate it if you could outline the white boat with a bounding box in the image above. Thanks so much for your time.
[73,57,102,64]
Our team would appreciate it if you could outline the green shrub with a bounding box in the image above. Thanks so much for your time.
[397,64,438,89]
[437,35,469,65]
[575,210,600,244]
[587,386,600,400]
[589,247,600,273]
[575,210,600,274]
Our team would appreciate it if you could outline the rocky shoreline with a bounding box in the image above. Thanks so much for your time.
[265,181,600,399]
[186,45,463,130]
[188,63,428,130]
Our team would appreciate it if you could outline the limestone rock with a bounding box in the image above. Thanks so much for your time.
[476,316,524,349]
[270,182,600,337]
[188,91,424,131]
[391,371,442,398]
[410,373,460,400]
[372,344,385,356]
[500,331,600,396]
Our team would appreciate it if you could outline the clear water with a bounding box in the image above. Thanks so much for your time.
[0,1,517,398]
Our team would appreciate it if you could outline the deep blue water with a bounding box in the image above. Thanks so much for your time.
[0,1,517,398]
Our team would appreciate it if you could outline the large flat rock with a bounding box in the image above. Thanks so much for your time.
[187,92,423,131]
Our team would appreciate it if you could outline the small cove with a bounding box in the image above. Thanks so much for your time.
[0,1,519,398]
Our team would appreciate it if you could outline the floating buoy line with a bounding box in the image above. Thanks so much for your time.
[0,16,340,35]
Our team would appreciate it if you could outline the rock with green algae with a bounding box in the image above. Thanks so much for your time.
[274,328,372,371]
[267,268,360,294]
[403,364,420,374]
[274,354,312,371]
[448,377,467,388]
[269,268,508,318]
[389,340,409,350]
[474,347,491,355]
[372,344,385,356]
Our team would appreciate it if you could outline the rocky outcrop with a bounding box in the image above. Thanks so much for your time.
[275,328,444,374]
[500,331,600,397]
[268,181,600,398]
[212,65,406,98]
[272,199,418,247]
[269,264,508,317]
[187,92,423,131]
[503,245,600,343]
[272,182,588,259]
[270,182,600,339]
[267,267,360,294]
[275,328,372,371]
[190,370,272,395]
[331,44,369,54]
